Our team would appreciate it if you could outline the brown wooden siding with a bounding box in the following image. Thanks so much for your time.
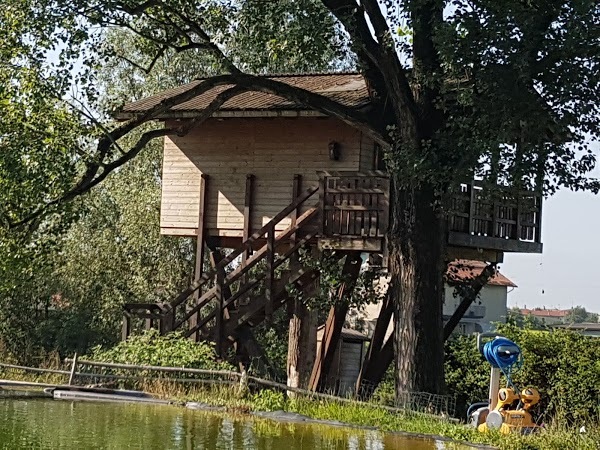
[359,133,375,171]
[160,117,364,236]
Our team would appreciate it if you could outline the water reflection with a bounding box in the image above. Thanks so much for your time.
[0,398,458,449]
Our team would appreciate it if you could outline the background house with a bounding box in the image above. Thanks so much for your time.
[518,308,569,325]
[353,260,517,337]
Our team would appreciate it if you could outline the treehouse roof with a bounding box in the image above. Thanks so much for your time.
[116,72,370,119]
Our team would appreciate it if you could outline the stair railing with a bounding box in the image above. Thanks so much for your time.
[123,186,319,340]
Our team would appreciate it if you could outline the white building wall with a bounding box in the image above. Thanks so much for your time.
[443,284,509,333]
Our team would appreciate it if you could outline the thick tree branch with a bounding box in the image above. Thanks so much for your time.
[8,85,246,229]
[410,0,444,137]
[443,263,496,340]
[361,0,420,137]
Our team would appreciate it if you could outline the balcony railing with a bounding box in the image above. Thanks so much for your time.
[317,171,389,252]
[316,173,542,254]
[448,180,543,253]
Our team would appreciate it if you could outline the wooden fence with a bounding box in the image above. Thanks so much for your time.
[0,359,456,420]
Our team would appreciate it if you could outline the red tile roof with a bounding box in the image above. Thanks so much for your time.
[117,73,370,119]
[520,308,569,318]
[445,260,517,287]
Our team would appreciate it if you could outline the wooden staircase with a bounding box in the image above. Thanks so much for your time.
[122,186,320,354]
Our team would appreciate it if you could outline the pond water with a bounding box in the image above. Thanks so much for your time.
[0,396,462,449]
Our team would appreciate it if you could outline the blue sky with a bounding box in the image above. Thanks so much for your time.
[503,142,600,313]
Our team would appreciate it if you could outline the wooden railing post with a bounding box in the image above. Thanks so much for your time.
[318,173,326,235]
[468,182,476,234]
[242,174,254,265]
[515,195,522,240]
[265,225,275,324]
[535,193,543,243]
[68,353,78,386]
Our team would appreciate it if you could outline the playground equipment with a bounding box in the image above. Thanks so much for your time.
[468,333,541,434]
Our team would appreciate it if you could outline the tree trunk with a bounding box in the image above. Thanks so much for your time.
[286,298,317,390]
[389,183,446,396]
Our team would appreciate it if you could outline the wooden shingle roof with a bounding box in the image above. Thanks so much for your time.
[116,73,371,119]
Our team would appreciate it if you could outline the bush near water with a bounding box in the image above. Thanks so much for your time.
[88,330,234,372]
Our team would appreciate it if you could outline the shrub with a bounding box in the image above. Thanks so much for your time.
[251,389,286,411]
[87,329,234,371]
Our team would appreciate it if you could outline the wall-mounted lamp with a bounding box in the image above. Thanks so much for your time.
[328,141,341,161]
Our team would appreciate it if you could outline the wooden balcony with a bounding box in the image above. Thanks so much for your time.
[316,172,543,255]
[448,181,543,254]
[317,171,389,252]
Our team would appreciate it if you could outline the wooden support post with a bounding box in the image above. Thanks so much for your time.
[443,263,496,341]
[189,174,208,342]
[265,225,275,324]
[308,252,362,392]
[356,336,394,398]
[215,269,224,357]
[233,324,274,377]
[356,290,393,398]
[242,174,254,262]
[68,353,78,386]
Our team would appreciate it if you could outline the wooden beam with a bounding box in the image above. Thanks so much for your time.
[443,263,496,340]
[356,336,394,398]
[189,174,208,342]
[447,231,543,253]
[446,246,503,264]
[242,174,254,264]
[356,290,393,398]
[265,225,275,323]
[215,269,224,357]
[308,252,362,392]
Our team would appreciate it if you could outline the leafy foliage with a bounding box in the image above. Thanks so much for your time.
[1,0,598,397]
[251,389,286,412]
[88,329,233,371]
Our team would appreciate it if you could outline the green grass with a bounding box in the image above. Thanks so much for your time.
[176,384,600,450]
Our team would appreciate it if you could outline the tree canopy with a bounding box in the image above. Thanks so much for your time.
[1,0,598,393]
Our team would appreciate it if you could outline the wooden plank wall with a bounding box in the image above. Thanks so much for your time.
[161,117,373,237]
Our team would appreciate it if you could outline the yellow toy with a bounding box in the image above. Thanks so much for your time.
[468,334,541,435]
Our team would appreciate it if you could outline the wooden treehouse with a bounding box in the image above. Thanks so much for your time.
[117,73,543,394]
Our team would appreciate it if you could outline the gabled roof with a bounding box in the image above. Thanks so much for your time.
[116,72,370,120]
[520,308,569,318]
[446,260,517,288]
